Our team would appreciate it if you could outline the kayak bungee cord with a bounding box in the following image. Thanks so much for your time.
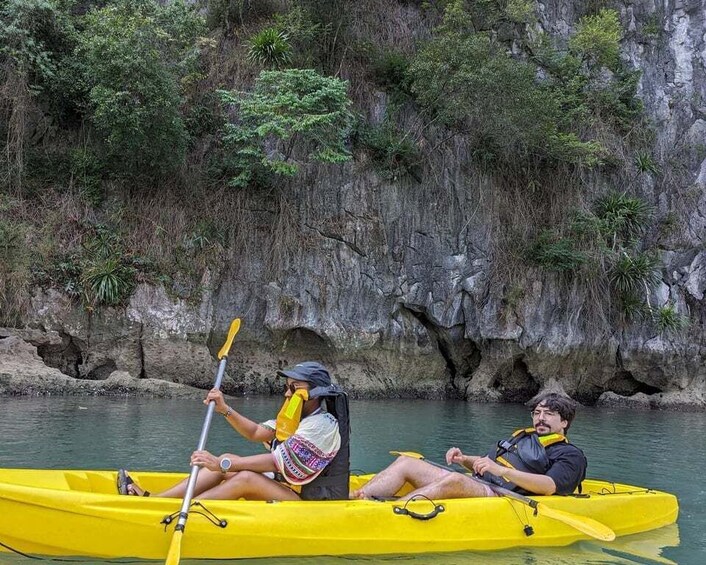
[161,501,228,530]
[501,495,535,537]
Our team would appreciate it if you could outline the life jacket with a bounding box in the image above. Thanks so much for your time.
[481,427,573,493]
[299,384,350,501]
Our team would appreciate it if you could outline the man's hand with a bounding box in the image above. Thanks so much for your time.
[204,388,228,414]
[190,450,226,472]
[472,456,506,478]
[445,447,464,466]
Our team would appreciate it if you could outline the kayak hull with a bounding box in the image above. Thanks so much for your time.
[0,469,678,559]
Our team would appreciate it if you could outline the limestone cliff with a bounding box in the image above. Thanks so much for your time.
[2,1,705,408]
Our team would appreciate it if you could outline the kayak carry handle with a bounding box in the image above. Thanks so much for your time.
[393,499,445,521]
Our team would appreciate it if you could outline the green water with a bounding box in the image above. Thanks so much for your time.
[0,396,703,564]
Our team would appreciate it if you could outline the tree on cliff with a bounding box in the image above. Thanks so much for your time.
[218,68,354,188]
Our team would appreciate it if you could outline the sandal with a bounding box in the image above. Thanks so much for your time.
[117,469,150,496]
[117,469,130,495]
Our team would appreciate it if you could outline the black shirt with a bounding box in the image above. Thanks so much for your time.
[543,442,587,495]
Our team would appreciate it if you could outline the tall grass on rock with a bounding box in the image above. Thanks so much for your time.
[528,193,662,327]
[248,27,292,69]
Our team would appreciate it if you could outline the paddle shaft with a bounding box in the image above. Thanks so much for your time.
[173,355,229,532]
[391,451,615,541]
[172,317,241,536]
[419,456,540,509]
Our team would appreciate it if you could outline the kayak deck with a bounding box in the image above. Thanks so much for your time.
[0,469,678,560]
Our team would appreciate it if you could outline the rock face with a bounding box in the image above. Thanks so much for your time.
[0,331,203,397]
[2,1,705,409]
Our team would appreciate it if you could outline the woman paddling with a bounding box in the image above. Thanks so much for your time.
[118,362,350,501]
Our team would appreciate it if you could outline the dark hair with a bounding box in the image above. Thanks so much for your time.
[529,393,578,432]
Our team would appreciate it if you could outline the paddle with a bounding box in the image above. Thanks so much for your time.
[389,450,616,542]
[164,318,241,565]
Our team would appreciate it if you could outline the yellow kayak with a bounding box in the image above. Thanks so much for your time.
[0,468,678,560]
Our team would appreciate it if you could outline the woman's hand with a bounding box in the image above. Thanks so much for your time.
[204,388,228,415]
[190,450,221,472]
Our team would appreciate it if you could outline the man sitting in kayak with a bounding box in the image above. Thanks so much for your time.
[351,392,586,500]
[119,361,350,501]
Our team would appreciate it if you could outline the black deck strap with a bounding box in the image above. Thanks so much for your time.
[392,495,445,521]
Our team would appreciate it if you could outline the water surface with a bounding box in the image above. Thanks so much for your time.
[0,396,702,564]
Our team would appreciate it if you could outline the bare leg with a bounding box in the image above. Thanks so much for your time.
[351,456,449,499]
[197,471,300,501]
[127,469,225,498]
[400,472,492,501]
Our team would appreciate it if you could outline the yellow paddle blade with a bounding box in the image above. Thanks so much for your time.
[217,318,241,360]
[537,502,616,541]
[164,529,183,565]
[389,450,424,459]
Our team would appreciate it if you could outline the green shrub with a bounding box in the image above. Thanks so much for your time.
[641,14,662,41]
[248,27,292,69]
[581,68,644,133]
[569,9,622,70]
[183,220,225,252]
[50,253,82,299]
[528,230,587,272]
[531,192,661,329]
[272,6,321,67]
[409,1,611,169]
[0,0,74,85]
[72,0,205,177]
[505,0,535,24]
[40,223,143,309]
[219,68,354,187]
[370,50,414,101]
[618,291,649,322]
[358,122,420,180]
